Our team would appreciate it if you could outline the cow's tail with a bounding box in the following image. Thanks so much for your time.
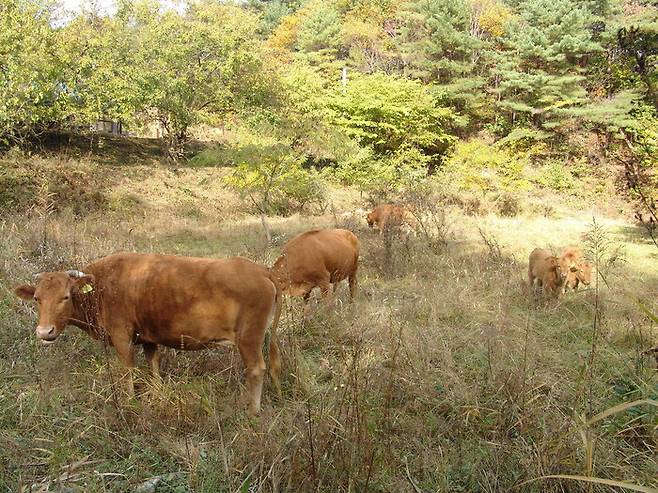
[269,278,283,397]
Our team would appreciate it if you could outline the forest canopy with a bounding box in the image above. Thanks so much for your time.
[0,0,656,199]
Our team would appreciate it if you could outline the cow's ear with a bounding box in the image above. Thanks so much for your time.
[73,275,95,293]
[15,285,36,300]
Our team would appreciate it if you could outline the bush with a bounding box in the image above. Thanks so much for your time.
[534,160,576,191]
[403,182,455,253]
[327,72,457,155]
[442,139,530,194]
[224,142,326,215]
[493,191,522,217]
[275,165,327,214]
[330,144,429,200]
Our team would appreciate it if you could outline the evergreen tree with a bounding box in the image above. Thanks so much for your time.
[493,0,604,130]
[615,6,658,108]
[398,0,482,82]
[397,0,487,122]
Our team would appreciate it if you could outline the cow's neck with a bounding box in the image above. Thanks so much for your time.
[70,291,102,339]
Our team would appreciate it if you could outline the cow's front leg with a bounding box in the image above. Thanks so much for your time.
[113,335,136,398]
[238,338,266,415]
[319,279,333,305]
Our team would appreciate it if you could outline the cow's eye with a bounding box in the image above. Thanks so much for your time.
[34,297,39,303]
[62,295,70,301]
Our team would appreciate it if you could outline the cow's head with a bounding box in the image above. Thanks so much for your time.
[545,256,564,281]
[557,257,577,283]
[15,270,94,344]
[576,262,593,285]
[365,211,375,227]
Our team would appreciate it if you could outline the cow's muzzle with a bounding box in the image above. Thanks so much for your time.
[36,325,58,344]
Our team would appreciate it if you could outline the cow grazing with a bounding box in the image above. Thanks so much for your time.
[559,246,593,292]
[271,228,359,303]
[365,204,416,236]
[528,248,564,297]
[14,252,282,415]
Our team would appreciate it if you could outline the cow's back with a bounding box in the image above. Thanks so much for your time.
[278,229,359,285]
[374,204,400,223]
[528,248,561,292]
[85,253,276,348]
[529,248,552,268]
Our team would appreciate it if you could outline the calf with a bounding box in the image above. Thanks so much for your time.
[559,246,593,292]
[528,248,564,297]
[366,204,416,236]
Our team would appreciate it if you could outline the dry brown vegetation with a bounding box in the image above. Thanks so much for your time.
[0,147,657,492]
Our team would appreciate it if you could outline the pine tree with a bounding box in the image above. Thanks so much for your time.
[398,0,482,82]
[397,0,487,122]
[493,0,604,130]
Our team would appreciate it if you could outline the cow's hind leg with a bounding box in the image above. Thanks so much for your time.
[237,335,266,415]
[319,277,333,304]
[528,271,538,299]
[348,269,358,303]
[143,343,161,379]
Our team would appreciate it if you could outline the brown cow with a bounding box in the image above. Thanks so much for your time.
[271,228,359,303]
[559,246,593,292]
[366,204,416,236]
[14,252,282,415]
[528,248,564,297]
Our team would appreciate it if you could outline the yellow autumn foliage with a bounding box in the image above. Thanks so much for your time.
[471,0,512,38]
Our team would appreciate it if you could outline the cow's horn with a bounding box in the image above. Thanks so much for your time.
[66,270,87,278]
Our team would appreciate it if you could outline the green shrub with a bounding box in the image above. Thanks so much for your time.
[496,127,551,161]
[330,144,429,200]
[534,160,576,191]
[224,143,326,215]
[493,191,522,217]
[442,139,530,194]
[327,72,457,155]
[188,147,229,167]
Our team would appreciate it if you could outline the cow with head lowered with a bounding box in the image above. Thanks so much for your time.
[528,248,565,298]
[15,252,282,415]
[558,246,593,292]
[365,204,416,236]
[271,228,359,304]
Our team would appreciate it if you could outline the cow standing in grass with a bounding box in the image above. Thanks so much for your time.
[559,246,593,292]
[365,204,416,236]
[15,252,282,415]
[528,248,565,298]
[271,228,359,304]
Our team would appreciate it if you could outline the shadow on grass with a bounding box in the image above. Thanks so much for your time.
[610,224,658,247]
[32,132,212,167]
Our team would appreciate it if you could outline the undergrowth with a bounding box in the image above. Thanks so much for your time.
[0,174,656,492]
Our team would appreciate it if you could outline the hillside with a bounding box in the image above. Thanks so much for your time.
[0,142,656,492]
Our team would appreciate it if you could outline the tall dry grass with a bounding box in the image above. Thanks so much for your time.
[0,188,656,492]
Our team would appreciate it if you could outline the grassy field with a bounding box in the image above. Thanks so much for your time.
[0,145,656,492]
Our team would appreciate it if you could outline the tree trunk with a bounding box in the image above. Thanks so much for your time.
[165,125,188,163]
[260,213,272,245]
